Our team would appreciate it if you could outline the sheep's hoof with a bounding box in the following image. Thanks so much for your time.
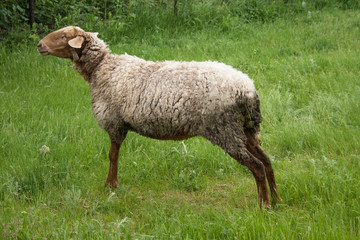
[271,191,282,204]
[261,202,272,210]
[105,179,118,188]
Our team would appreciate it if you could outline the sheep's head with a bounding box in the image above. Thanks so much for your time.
[37,26,97,60]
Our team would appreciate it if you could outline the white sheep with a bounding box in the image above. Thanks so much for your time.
[37,26,281,209]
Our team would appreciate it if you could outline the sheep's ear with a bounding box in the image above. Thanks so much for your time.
[68,36,84,48]
[87,32,98,38]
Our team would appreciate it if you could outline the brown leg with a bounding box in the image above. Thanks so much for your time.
[242,150,271,209]
[203,127,271,209]
[105,135,126,188]
[245,130,281,203]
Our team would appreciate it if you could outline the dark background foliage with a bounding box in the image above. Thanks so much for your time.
[1,0,359,46]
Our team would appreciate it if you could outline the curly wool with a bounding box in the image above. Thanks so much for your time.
[73,34,262,145]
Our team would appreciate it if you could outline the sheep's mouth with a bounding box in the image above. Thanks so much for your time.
[38,49,49,55]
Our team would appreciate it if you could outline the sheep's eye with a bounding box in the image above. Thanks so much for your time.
[61,35,66,39]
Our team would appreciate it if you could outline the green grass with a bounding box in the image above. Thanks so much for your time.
[1,8,360,239]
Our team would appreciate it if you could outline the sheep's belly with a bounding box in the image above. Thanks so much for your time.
[128,114,196,140]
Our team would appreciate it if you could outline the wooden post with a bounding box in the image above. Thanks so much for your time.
[104,0,107,21]
[124,0,129,16]
[29,0,35,28]
[174,0,179,16]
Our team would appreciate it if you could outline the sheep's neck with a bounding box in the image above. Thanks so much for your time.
[73,41,108,82]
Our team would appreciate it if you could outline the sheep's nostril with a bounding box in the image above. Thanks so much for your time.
[37,43,42,48]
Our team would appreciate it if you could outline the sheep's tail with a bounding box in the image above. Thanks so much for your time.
[241,92,262,145]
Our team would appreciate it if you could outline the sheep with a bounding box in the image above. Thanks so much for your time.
[37,26,281,209]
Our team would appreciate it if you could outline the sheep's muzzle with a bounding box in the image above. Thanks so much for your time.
[37,42,49,56]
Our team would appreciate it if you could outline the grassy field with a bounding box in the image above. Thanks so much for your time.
[1,8,360,239]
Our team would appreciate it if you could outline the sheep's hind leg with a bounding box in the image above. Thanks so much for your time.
[245,130,282,204]
[204,129,271,209]
[242,149,271,209]
[105,134,126,188]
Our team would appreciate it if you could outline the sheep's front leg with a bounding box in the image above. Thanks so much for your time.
[105,135,126,188]
[106,141,120,187]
